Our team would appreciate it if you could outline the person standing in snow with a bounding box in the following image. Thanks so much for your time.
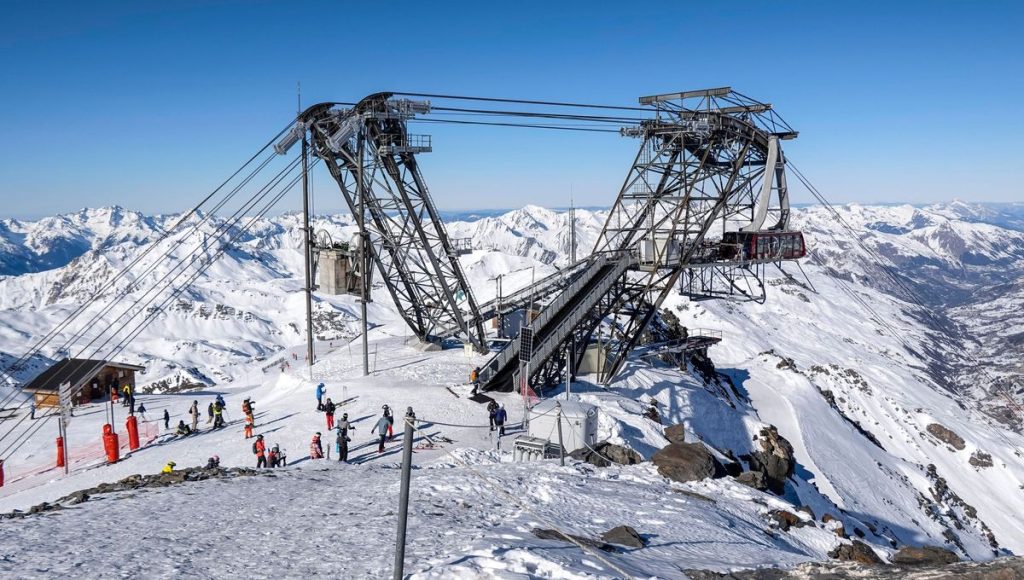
[309,432,324,459]
[163,409,170,430]
[212,400,225,429]
[137,402,147,420]
[244,413,254,439]
[268,445,282,468]
[487,400,499,431]
[315,383,325,411]
[206,401,214,425]
[324,398,336,430]
[373,413,391,453]
[253,434,267,468]
[494,404,507,436]
[335,427,351,463]
[383,404,394,440]
[189,400,200,432]
[29,402,35,420]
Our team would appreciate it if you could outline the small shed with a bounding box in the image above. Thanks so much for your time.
[527,398,599,454]
[22,358,145,408]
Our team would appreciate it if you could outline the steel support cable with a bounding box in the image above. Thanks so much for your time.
[0,156,306,450]
[789,162,1024,417]
[411,118,621,133]
[0,161,313,460]
[425,105,646,124]
[787,162,1024,455]
[392,91,650,113]
[0,123,292,382]
[403,417,635,579]
[88,164,312,374]
[0,149,289,415]
[425,113,636,128]
[21,152,280,377]
[63,156,305,373]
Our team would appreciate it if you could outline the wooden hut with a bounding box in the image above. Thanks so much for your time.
[22,358,145,408]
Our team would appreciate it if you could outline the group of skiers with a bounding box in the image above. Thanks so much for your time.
[154,379,441,472]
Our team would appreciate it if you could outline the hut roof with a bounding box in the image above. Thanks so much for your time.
[22,358,144,393]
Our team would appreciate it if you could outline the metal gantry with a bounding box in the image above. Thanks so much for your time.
[287,94,488,352]
[478,88,804,391]
[274,88,802,391]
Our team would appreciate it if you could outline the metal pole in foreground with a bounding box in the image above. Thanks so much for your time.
[357,132,369,377]
[393,411,415,580]
[556,402,565,467]
[302,135,315,381]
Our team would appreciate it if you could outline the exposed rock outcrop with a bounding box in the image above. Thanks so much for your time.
[742,426,795,494]
[569,442,644,467]
[828,540,883,565]
[926,423,966,450]
[601,525,645,549]
[652,443,721,483]
[891,546,960,566]
[663,424,686,445]
[734,470,768,491]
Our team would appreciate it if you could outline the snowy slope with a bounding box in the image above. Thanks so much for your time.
[1,201,1024,574]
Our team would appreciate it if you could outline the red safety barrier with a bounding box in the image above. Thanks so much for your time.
[126,415,140,451]
[56,436,65,468]
[102,423,120,463]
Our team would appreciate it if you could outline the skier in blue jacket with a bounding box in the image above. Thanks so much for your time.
[315,383,325,411]
[373,413,391,453]
[494,404,508,436]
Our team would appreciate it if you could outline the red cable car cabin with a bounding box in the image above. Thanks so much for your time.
[720,231,806,262]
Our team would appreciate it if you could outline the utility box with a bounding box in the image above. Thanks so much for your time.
[495,309,529,339]
[638,237,682,271]
[576,343,607,375]
[528,399,598,454]
[317,248,350,295]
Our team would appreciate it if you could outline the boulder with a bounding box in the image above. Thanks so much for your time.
[828,540,883,565]
[769,510,802,532]
[926,423,966,450]
[652,443,720,483]
[969,450,993,468]
[735,470,768,491]
[569,442,643,468]
[743,426,795,495]
[663,424,686,445]
[601,525,645,549]
[531,528,615,552]
[891,546,960,566]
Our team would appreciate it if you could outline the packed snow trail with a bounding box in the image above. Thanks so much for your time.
[0,458,844,578]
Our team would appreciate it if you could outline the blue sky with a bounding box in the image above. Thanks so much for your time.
[1,0,1021,218]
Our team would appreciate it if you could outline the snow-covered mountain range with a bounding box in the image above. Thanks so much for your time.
[1,200,1023,571]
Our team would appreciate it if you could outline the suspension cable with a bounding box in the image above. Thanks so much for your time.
[0,121,293,386]
[0,159,314,461]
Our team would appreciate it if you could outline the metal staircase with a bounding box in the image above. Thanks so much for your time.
[477,253,633,391]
